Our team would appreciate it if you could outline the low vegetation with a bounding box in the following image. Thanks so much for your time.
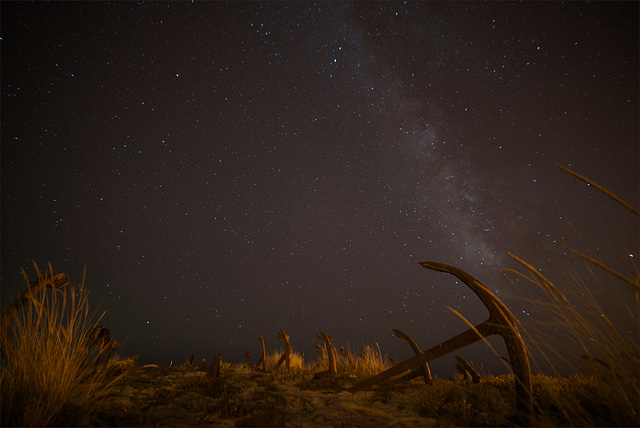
[506,255,639,427]
[1,166,637,426]
[0,265,135,427]
[1,268,637,426]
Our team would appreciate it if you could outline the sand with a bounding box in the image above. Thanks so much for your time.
[93,363,438,427]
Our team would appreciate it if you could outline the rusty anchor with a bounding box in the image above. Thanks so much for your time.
[314,332,338,381]
[392,328,432,384]
[349,262,532,424]
[255,336,266,372]
[272,329,292,370]
[455,355,482,383]
[85,324,121,370]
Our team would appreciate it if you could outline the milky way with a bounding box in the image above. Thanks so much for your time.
[2,2,638,375]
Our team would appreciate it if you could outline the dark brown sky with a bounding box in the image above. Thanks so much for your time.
[2,1,638,375]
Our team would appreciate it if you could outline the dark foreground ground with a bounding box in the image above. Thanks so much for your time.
[88,361,638,427]
[93,363,437,427]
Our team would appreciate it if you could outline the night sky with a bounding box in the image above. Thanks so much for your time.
[2,2,638,376]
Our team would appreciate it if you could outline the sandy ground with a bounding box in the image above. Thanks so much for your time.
[94,363,439,427]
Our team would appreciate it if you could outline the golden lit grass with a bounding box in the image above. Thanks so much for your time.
[264,348,306,371]
[337,343,391,378]
[0,264,134,427]
[260,342,390,387]
[263,341,390,378]
[3,165,635,426]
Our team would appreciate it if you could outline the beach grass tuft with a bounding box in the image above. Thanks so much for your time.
[1,264,134,427]
[500,166,639,426]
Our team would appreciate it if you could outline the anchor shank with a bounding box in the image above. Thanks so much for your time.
[421,320,494,362]
[349,321,493,392]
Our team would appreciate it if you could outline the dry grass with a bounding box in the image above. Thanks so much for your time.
[411,372,638,427]
[504,258,639,426]
[264,348,306,371]
[2,165,635,426]
[0,264,134,427]
[499,165,639,426]
[261,341,391,379]
[337,343,391,378]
